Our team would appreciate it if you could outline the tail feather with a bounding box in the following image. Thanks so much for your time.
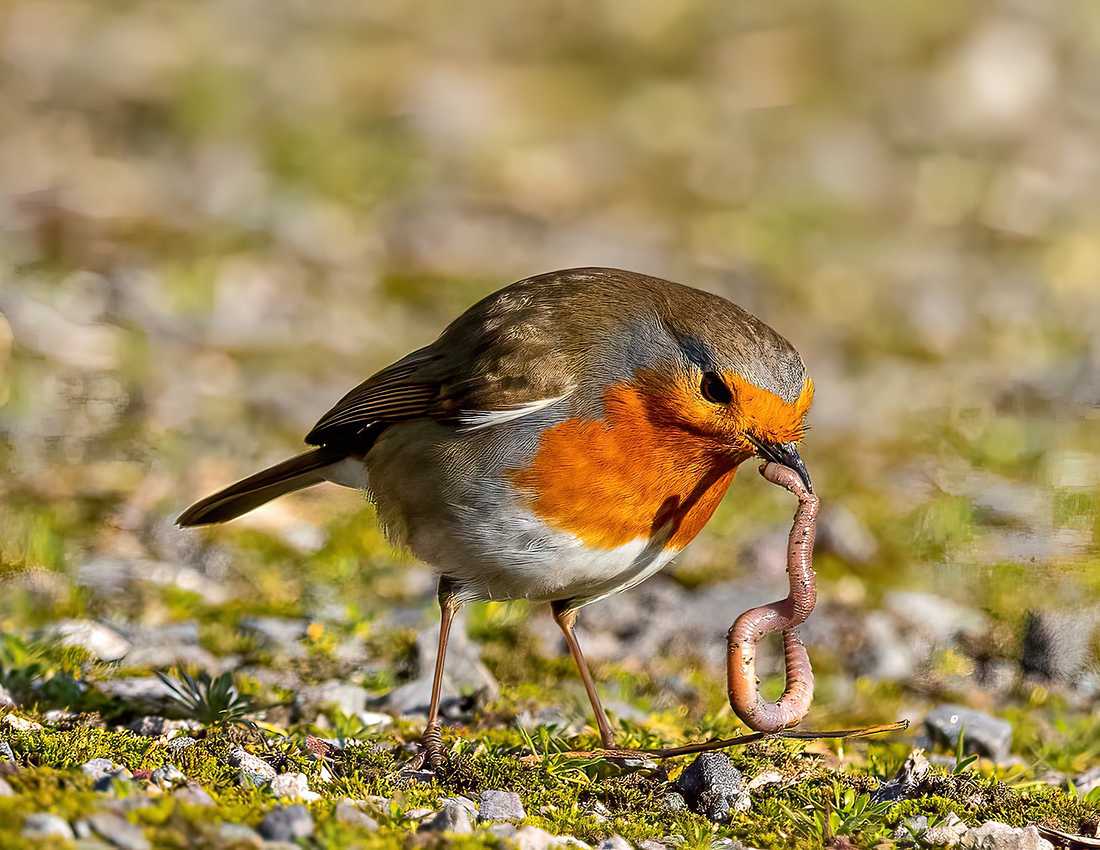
[177,447,344,527]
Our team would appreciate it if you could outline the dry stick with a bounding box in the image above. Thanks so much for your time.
[524,460,909,763]
[521,720,910,762]
[727,462,820,733]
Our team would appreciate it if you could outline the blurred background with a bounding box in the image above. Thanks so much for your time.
[1,0,1099,767]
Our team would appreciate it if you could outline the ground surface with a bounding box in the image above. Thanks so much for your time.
[2,0,1100,848]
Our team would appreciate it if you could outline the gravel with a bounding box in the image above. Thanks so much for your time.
[478,789,526,822]
[227,746,277,787]
[22,813,75,840]
[258,804,315,842]
[269,772,320,801]
[924,704,1013,762]
[420,798,476,833]
[77,812,150,850]
[960,821,1054,849]
[334,799,380,830]
[673,753,751,822]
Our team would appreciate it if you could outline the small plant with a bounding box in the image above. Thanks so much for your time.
[781,783,893,845]
[952,728,979,775]
[157,670,254,727]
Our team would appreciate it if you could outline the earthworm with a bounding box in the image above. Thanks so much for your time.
[726,461,819,733]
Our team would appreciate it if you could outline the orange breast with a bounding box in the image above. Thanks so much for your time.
[509,383,742,550]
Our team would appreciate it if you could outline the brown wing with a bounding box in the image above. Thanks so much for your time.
[304,268,666,450]
[304,347,443,447]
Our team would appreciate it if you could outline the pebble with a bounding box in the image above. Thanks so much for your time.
[478,789,526,822]
[897,812,968,845]
[1020,609,1099,682]
[0,683,14,706]
[215,823,263,847]
[873,751,930,803]
[77,812,150,850]
[227,747,276,786]
[960,821,1053,849]
[81,758,133,791]
[0,740,15,762]
[42,620,131,662]
[295,680,371,718]
[166,736,197,754]
[511,825,591,849]
[269,772,320,801]
[258,804,315,842]
[817,504,879,564]
[173,784,215,807]
[239,616,309,649]
[924,704,1013,762]
[597,837,633,850]
[22,812,76,840]
[149,765,186,788]
[673,753,750,822]
[2,714,42,732]
[420,798,475,833]
[1073,765,1100,794]
[0,777,13,796]
[126,716,198,738]
[334,799,380,830]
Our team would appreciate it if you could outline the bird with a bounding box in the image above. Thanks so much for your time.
[178,267,815,766]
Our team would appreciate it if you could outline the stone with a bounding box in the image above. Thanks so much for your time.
[295,680,372,719]
[897,812,968,846]
[149,764,186,787]
[22,813,75,840]
[82,758,133,791]
[597,837,633,850]
[673,753,750,822]
[855,611,918,681]
[166,736,197,754]
[960,821,1053,849]
[2,714,42,732]
[227,747,276,786]
[478,789,526,822]
[258,805,315,842]
[884,591,988,644]
[925,705,1013,762]
[95,678,176,713]
[0,740,15,762]
[0,683,14,707]
[215,823,262,847]
[1073,765,1100,795]
[334,799,380,830]
[127,716,195,738]
[42,620,131,662]
[511,825,591,849]
[380,614,499,715]
[269,772,320,801]
[239,616,309,648]
[817,504,879,564]
[873,751,931,803]
[662,791,687,811]
[420,798,475,833]
[0,777,13,796]
[173,784,215,807]
[79,812,150,850]
[1020,609,1100,682]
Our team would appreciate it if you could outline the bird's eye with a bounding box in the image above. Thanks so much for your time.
[700,372,732,405]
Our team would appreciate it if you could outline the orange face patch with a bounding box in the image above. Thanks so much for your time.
[727,374,814,447]
[510,381,743,551]
[509,371,813,551]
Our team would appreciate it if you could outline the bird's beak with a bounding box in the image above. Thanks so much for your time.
[746,435,813,493]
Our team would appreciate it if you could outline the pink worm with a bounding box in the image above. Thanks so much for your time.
[726,461,819,733]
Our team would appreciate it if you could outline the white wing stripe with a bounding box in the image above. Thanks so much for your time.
[455,391,573,432]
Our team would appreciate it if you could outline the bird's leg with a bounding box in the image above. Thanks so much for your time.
[422,579,461,770]
[552,601,616,748]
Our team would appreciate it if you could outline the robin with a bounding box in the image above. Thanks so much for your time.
[178,267,815,765]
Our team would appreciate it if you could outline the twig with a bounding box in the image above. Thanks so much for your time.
[520,719,910,762]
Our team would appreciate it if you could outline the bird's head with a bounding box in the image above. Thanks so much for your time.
[626,291,815,491]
